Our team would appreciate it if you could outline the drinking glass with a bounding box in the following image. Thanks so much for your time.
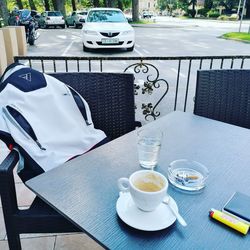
[137,128,162,170]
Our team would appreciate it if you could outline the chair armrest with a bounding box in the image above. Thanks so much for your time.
[0,150,19,214]
[135,121,142,128]
[0,150,19,174]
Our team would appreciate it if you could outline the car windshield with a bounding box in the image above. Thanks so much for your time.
[48,11,62,17]
[87,10,127,23]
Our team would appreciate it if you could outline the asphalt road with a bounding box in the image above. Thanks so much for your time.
[24,17,250,122]
[28,16,250,57]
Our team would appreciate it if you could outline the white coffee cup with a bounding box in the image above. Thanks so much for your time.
[118,170,168,212]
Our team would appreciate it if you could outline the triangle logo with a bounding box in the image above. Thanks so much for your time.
[19,73,32,82]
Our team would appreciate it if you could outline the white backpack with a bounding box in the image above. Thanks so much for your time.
[0,63,107,181]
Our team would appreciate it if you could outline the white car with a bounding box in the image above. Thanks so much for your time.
[81,8,135,52]
[39,11,65,29]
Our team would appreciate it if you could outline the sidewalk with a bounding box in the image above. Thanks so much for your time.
[131,16,250,29]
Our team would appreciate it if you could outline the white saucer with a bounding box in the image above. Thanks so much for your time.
[116,192,177,231]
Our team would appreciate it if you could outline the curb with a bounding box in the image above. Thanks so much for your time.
[131,24,197,29]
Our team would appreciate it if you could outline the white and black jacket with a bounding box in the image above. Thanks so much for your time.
[0,63,107,181]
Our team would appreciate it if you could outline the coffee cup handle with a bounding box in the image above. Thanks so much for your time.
[117,178,130,192]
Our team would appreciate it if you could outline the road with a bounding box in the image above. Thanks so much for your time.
[24,17,250,122]
[28,16,250,57]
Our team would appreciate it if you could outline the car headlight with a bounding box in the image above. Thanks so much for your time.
[123,30,134,35]
[84,30,98,35]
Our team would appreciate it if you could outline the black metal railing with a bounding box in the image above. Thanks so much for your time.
[14,55,250,123]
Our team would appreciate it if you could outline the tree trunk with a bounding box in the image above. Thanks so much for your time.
[132,0,139,22]
[93,0,100,7]
[117,0,123,10]
[28,0,36,10]
[0,0,9,26]
[51,0,57,11]
[52,0,66,17]
[44,0,50,11]
[72,0,77,11]
[16,0,24,10]
[107,0,116,7]
[192,2,195,18]
[246,1,250,18]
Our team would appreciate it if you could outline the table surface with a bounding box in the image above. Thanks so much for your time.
[26,111,250,250]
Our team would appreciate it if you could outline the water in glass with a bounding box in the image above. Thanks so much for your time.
[137,137,161,169]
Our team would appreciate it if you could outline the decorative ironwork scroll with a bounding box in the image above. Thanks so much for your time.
[124,60,169,121]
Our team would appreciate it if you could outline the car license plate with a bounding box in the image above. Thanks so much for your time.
[101,38,119,44]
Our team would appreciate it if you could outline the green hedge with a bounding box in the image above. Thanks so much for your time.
[207,10,220,18]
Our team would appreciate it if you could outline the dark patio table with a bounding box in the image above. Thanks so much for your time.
[26,111,250,249]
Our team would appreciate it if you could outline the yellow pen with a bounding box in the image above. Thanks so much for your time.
[209,208,249,235]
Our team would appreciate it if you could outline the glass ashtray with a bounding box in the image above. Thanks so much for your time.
[167,159,209,191]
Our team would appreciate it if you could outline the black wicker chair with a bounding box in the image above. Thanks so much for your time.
[0,72,138,250]
[194,69,250,129]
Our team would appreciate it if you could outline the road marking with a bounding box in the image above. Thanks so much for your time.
[134,47,143,56]
[142,49,150,54]
[57,35,67,39]
[62,41,74,56]
[171,68,186,78]
[135,44,141,48]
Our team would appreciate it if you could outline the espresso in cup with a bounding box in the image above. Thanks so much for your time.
[118,170,168,211]
[133,172,165,192]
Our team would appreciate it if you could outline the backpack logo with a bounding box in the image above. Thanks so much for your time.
[19,73,32,82]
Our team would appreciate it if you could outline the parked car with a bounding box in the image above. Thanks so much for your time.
[38,11,65,29]
[142,11,154,18]
[81,8,135,52]
[66,10,88,28]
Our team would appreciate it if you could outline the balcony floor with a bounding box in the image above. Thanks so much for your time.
[0,141,103,250]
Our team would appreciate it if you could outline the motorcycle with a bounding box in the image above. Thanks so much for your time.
[18,9,39,46]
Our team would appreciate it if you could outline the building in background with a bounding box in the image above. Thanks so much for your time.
[139,0,157,13]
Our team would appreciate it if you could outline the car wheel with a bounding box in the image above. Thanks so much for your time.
[61,24,65,29]
[73,22,77,29]
[66,22,69,28]
[83,44,90,52]
[127,45,134,52]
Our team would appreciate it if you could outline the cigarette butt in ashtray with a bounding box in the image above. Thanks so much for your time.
[209,208,249,235]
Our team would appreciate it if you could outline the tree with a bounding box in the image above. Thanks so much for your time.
[0,0,9,26]
[106,0,116,7]
[118,0,123,9]
[72,0,77,11]
[204,0,213,10]
[28,0,36,10]
[247,0,250,18]
[93,0,100,7]
[52,0,66,16]
[132,0,139,21]
[44,0,50,11]
[189,0,197,17]
[16,0,24,9]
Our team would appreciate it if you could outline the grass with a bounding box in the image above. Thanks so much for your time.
[222,32,250,42]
